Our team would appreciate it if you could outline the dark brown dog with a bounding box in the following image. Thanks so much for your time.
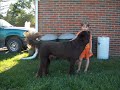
[25,31,90,77]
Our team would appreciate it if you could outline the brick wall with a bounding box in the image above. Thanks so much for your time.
[38,0,120,56]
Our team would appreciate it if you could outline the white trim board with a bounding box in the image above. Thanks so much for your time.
[35,0,39,32]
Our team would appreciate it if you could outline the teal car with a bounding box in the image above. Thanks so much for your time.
[0,19,28,52]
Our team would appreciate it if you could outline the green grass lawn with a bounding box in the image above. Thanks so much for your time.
[0,53,120,90]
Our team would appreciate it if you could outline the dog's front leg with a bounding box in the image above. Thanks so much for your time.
[37,58,49,77]
[69,59,76,75]
[45,58,50,75]
[36,62,43,78]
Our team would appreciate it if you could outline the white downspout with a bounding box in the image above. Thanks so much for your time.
[35,0,39,32]
[21,0,39,60]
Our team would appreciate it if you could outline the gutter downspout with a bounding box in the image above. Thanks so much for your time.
[35,0,39,32]
[21,0,39,60]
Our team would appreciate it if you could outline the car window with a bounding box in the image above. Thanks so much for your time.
[0,19,13,27]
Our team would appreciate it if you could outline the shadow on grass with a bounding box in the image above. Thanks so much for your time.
[0,52,19,61]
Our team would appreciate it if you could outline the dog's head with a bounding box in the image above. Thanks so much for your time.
[77,31,90,44]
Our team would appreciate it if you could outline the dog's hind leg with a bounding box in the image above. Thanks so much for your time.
[36,61,43,77]
[69,59,76,75]
[36,58,46,77]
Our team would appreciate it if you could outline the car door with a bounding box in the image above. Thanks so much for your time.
[0,27,6,47]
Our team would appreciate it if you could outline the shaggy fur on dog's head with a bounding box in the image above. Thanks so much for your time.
[25,31,90,77]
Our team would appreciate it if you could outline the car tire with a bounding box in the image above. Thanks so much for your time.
[6,38,22,52]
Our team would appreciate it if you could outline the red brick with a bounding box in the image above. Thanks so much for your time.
[38,0,120,56]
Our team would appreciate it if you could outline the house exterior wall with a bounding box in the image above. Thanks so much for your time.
[38,0,120,56]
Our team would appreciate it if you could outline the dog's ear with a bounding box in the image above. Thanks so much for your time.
[79,31,90,43]
[80,32,86,42]
[77,31,85,38]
